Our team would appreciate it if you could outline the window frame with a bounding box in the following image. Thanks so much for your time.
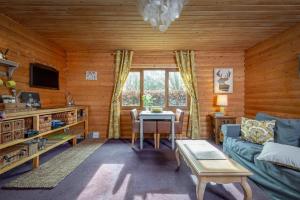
[121,68,189,110]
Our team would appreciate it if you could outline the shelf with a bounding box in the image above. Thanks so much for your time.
[0,59,19,79]
[0,135,75,174]
[0,59,19,68]
[37,135,75,156]
[0,120,85,150]
[3,106,85,120]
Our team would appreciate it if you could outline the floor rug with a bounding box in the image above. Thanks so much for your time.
[3,140,103,189]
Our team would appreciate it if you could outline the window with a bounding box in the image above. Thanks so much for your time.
[122,69,188,108]
[169,72,187,107]
[144,70,165,107]
[122,72,140,106]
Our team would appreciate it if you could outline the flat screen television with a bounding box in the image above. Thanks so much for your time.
[30,63,59,90]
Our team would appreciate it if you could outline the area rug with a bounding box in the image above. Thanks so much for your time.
[3,140,104,189]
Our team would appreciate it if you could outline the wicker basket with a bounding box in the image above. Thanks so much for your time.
[39,115,52,133]
[0,146,28,168]
[0,132,13,144]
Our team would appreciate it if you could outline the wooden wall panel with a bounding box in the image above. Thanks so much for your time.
[67,50,245,139]
[0,14,67,107]
[195,52,245,138]
[66,52,114,138]
[245,24,300,118]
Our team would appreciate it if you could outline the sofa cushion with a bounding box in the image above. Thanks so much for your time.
[221,124,241,138]
[226,137,263,162]
[257,142,300,171]
[256,113,300,147]
[241,117,276,144]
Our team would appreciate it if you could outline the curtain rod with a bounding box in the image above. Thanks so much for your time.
[111,50,193,55]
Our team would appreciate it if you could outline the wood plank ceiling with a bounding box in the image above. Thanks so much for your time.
[0,0,300,51]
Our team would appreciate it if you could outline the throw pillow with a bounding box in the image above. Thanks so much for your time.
[256,112,300,147]
[241,117,275,144]
[257,142,300,171]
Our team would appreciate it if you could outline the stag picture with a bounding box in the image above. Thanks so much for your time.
[214,68,233,93]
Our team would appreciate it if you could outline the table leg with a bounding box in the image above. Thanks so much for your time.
[171,116,175,150]
[196,179,207,200]
[154,133,157,149]
[175,147,180,170]
[241,177,252,200]
[140,118,143,150]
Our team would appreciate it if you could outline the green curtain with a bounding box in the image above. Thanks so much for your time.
[175,50,200,139]
[108,50,133,139]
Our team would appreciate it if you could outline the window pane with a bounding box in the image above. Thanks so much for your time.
[122,72,140,106]
[144,70,165,107]
[169,72,187,106]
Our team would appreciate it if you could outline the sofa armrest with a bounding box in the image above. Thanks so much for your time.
[221,124,241,138]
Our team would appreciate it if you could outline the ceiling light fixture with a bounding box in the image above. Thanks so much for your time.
[138,0,186,32]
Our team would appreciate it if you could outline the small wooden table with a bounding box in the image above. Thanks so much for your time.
[139,111,175,150]
[209,115,236,144]
[175,140,253,200]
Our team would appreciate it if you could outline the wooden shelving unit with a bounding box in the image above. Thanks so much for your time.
[0,120,85,150]
[0,106,88,175]
[0,135,76,174]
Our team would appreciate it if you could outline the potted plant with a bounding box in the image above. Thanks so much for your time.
[142,94,153,111]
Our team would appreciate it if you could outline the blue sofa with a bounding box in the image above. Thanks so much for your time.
[222,113,300,200]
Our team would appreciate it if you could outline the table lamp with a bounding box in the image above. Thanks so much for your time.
[217,95,228,114]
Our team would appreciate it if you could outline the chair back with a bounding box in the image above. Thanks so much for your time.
[176,109,184,132]
[130,109,139,133]
[130,109,138,122]
[176,109,184,122]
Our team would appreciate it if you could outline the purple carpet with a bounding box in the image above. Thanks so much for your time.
[0,139,269,200]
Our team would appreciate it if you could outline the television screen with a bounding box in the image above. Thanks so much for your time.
[30,63,59,90]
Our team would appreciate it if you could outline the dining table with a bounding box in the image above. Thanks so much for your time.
[139,110,176,150]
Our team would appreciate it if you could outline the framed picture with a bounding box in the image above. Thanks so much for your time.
[86,71,97,80]
[214,68,233,93]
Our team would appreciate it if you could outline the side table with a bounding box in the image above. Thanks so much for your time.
[209,115,236,144]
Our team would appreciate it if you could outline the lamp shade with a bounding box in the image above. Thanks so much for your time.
[217,95,228,106]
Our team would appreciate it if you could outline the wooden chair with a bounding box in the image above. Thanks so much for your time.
[156,109,184,149]
[130,109,158,148]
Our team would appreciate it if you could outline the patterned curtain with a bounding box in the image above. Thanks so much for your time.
[175,50,200,139]
[108,50,134,139]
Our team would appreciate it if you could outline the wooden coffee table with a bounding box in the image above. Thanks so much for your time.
[175,140,253,200]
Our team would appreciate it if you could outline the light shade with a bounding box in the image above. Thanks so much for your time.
[217,95,228,106]
[138,0,186,32]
